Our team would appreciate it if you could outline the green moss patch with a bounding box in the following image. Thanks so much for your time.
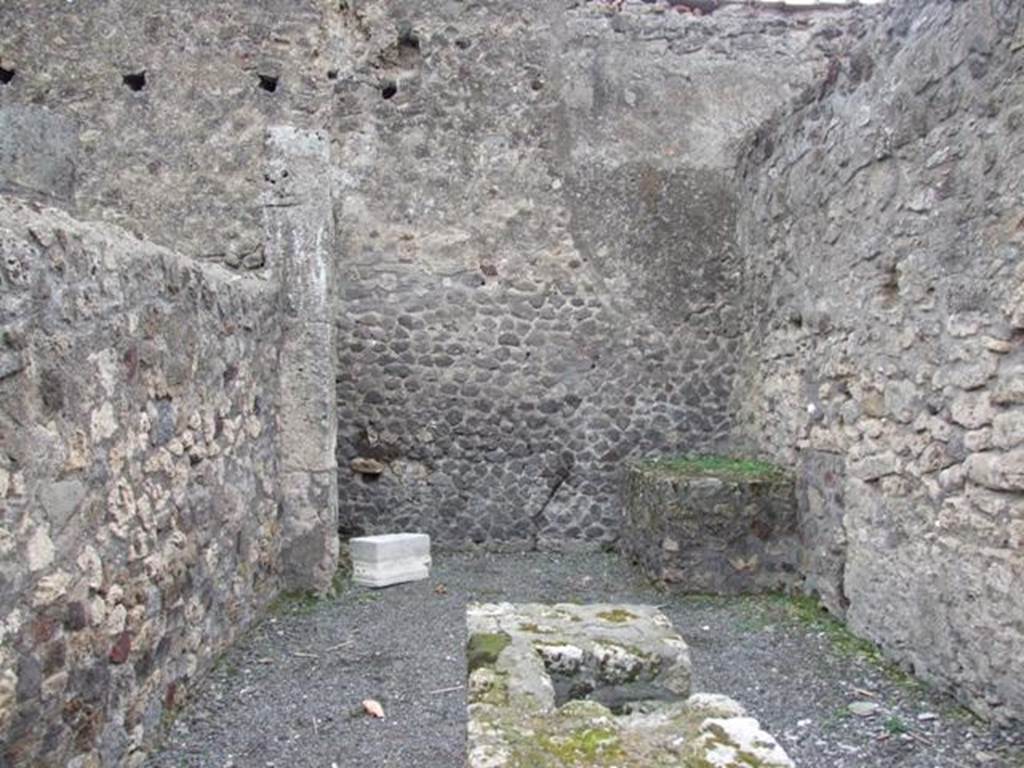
[638,455,787,483]
[596,609,638,623]
[268,588,332,617]
[468,631,512,673]
[539,726,625,765]
[741,594,930,693]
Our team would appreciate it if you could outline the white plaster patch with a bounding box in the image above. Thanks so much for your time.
[698,717,795,767]
[105,603,127,634]
[0,661,16,730]
[0,526,12,560]
[0,609,23,646]
[534,643,585,674]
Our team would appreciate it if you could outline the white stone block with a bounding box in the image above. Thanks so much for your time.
[350,533,431,588]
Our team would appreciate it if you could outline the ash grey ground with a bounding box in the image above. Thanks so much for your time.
[147,552,1023,768]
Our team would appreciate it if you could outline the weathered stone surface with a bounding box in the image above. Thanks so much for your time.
[0,0,332,266]
[685,716,794,767]
[966,451,1024,493]
[731,0,1024,723]
[351,457,386,475]
[0,199,282,767]
[0,106,79,202]
[279,470,340,592]
[0,0,1020,757]
[277,322,337,473]
[466,602,791,767]
[795,451,848,617]
[265,127,335,320]
[267,127,339,594]
[621,457,799,594]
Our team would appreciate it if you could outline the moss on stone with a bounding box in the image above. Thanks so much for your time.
[638,455,786,483]
[538,726,625,764]
[683,735,770,768]
[596,608,638,623]
[468,631,512,672]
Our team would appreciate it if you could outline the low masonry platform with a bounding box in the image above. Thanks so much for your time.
[350,532,431,587]
[620,457,800,594]
[467,602,793,767]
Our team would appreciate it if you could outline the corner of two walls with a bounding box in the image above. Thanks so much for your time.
[331,0,839,550]
[732,0,1023,723]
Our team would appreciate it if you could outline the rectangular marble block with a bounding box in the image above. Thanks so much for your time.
[350,533,431,588]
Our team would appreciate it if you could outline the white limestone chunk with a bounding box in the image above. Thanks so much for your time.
[691,716,795,768]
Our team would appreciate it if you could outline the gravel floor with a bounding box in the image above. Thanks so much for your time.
[147,551,1023,768]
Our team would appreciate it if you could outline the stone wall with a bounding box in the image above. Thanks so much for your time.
[331,0,850,548]
[0,199,283,766]
[733,0,1024,722]
[0,0,332,267]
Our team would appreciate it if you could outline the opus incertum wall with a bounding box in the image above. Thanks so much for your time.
[0,127,339,767]
[0,201,283,766]
[733,0,1024,724]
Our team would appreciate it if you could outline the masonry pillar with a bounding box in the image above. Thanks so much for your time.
[264,126,338,593]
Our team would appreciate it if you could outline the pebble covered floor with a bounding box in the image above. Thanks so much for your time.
[147,552,1023,768]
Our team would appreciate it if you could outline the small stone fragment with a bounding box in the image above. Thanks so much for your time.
[351,457,386,475]
[848,701,879,717]
[362,698,385,718]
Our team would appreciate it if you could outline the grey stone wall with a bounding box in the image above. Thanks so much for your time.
[331,0,847,548]
[0,200,282,766]
[733,0,1024,722]
[0,0,333,267]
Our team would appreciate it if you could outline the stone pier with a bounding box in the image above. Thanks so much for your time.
[264,126,339,594]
